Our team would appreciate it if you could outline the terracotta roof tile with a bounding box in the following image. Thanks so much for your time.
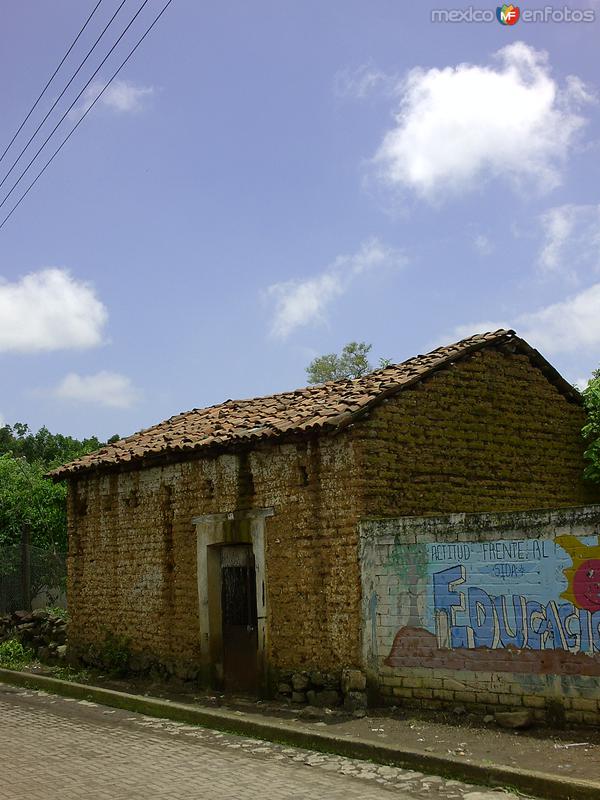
[48,329,579,479]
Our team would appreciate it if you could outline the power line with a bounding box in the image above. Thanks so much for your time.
[0,0,153,213]
[0,0,130,192]
[0,0,174,233]
[0,0,105,167]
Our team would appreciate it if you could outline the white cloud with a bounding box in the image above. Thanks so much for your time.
[473,234,494,256]
[74,79,154,116]
[538,204,600,279]
[334,63,395,99]
[0,268,107,353]
[266,238,405,338]
[538,206,577,273]
[341,237,401,275]
[52,371,140,409]
[267,274,343,339]
[517,283,600,353]
[373,42,591,200]
[451,282,600,355]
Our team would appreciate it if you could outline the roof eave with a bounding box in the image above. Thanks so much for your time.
[48,329,582,482]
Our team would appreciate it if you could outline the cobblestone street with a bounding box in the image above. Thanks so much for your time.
[0,684,523,800]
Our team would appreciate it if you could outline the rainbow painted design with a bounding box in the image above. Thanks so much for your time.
[496,4,520,25]
[556,534,600,613]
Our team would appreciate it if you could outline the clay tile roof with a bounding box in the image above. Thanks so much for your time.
[48,329,579,480]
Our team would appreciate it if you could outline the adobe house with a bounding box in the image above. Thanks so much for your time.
[51,329,600,714]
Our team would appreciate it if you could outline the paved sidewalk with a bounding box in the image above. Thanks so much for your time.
[0,685,516,800]
[3,668,600,799]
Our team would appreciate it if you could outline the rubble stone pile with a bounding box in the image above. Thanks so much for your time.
[276,667,368,715]
[0,608,67,662]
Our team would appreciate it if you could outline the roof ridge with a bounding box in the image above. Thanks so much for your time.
[50,328,576,480]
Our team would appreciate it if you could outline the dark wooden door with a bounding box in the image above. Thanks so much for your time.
[221,545,258,693]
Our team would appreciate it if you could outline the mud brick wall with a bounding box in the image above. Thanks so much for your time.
[67,435,363,677]
[66,347,599,687]
[360,507,600,724]
[352,348,598,516]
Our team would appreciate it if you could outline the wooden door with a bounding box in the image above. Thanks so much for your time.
[220,545,258,693]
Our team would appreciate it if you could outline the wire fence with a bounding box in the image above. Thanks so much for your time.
[0,543,66,615]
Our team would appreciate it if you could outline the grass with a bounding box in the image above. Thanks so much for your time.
[49,664,90,682]
[0,639,90,684]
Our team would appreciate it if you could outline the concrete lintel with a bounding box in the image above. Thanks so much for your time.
[192,507,274,526]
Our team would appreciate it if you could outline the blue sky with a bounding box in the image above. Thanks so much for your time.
[1,0,599,439]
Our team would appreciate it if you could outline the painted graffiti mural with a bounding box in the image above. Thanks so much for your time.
[360,510,600,703]
[432,535,600,655]
[358,517,600,675]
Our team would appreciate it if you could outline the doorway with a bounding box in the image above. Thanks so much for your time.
[193,508,272,693]
[220,544,258,692]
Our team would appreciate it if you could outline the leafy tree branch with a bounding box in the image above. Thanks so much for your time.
[306,341,391,384]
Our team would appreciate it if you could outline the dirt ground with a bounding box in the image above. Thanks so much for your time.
[24,663,600,786]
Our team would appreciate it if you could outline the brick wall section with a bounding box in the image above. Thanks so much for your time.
[352,348,598,516]
[66,346,599,686]
[67,436,363,675]
[377,666,600,725]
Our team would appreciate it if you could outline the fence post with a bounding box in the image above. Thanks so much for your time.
[21,524,31,611]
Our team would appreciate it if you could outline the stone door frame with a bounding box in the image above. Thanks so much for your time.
[192,507,273,689]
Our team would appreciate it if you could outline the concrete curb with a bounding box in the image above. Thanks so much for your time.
[0,668,597,800]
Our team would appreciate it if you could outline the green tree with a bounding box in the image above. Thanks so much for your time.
[0,455,67,550]
[0,422,106,468]
[582,369,600,482]
[306,341,391,384]
[0,422,116,551]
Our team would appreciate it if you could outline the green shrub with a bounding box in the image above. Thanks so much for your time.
[583,372,600,482]
[47,606,68,621]
[0,639,34,669]
[102,632,130,676]
[88,631,131,676]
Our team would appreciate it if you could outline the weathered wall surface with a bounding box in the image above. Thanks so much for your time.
[67,346,599,691]
[360,507,600,723]
[67,435,363,679]
[352,348,598,516]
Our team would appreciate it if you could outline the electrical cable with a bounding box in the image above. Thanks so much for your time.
[0,0,174,232]
[0,0,154,212]
[0,0,105,167]
[0,0,131,192]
